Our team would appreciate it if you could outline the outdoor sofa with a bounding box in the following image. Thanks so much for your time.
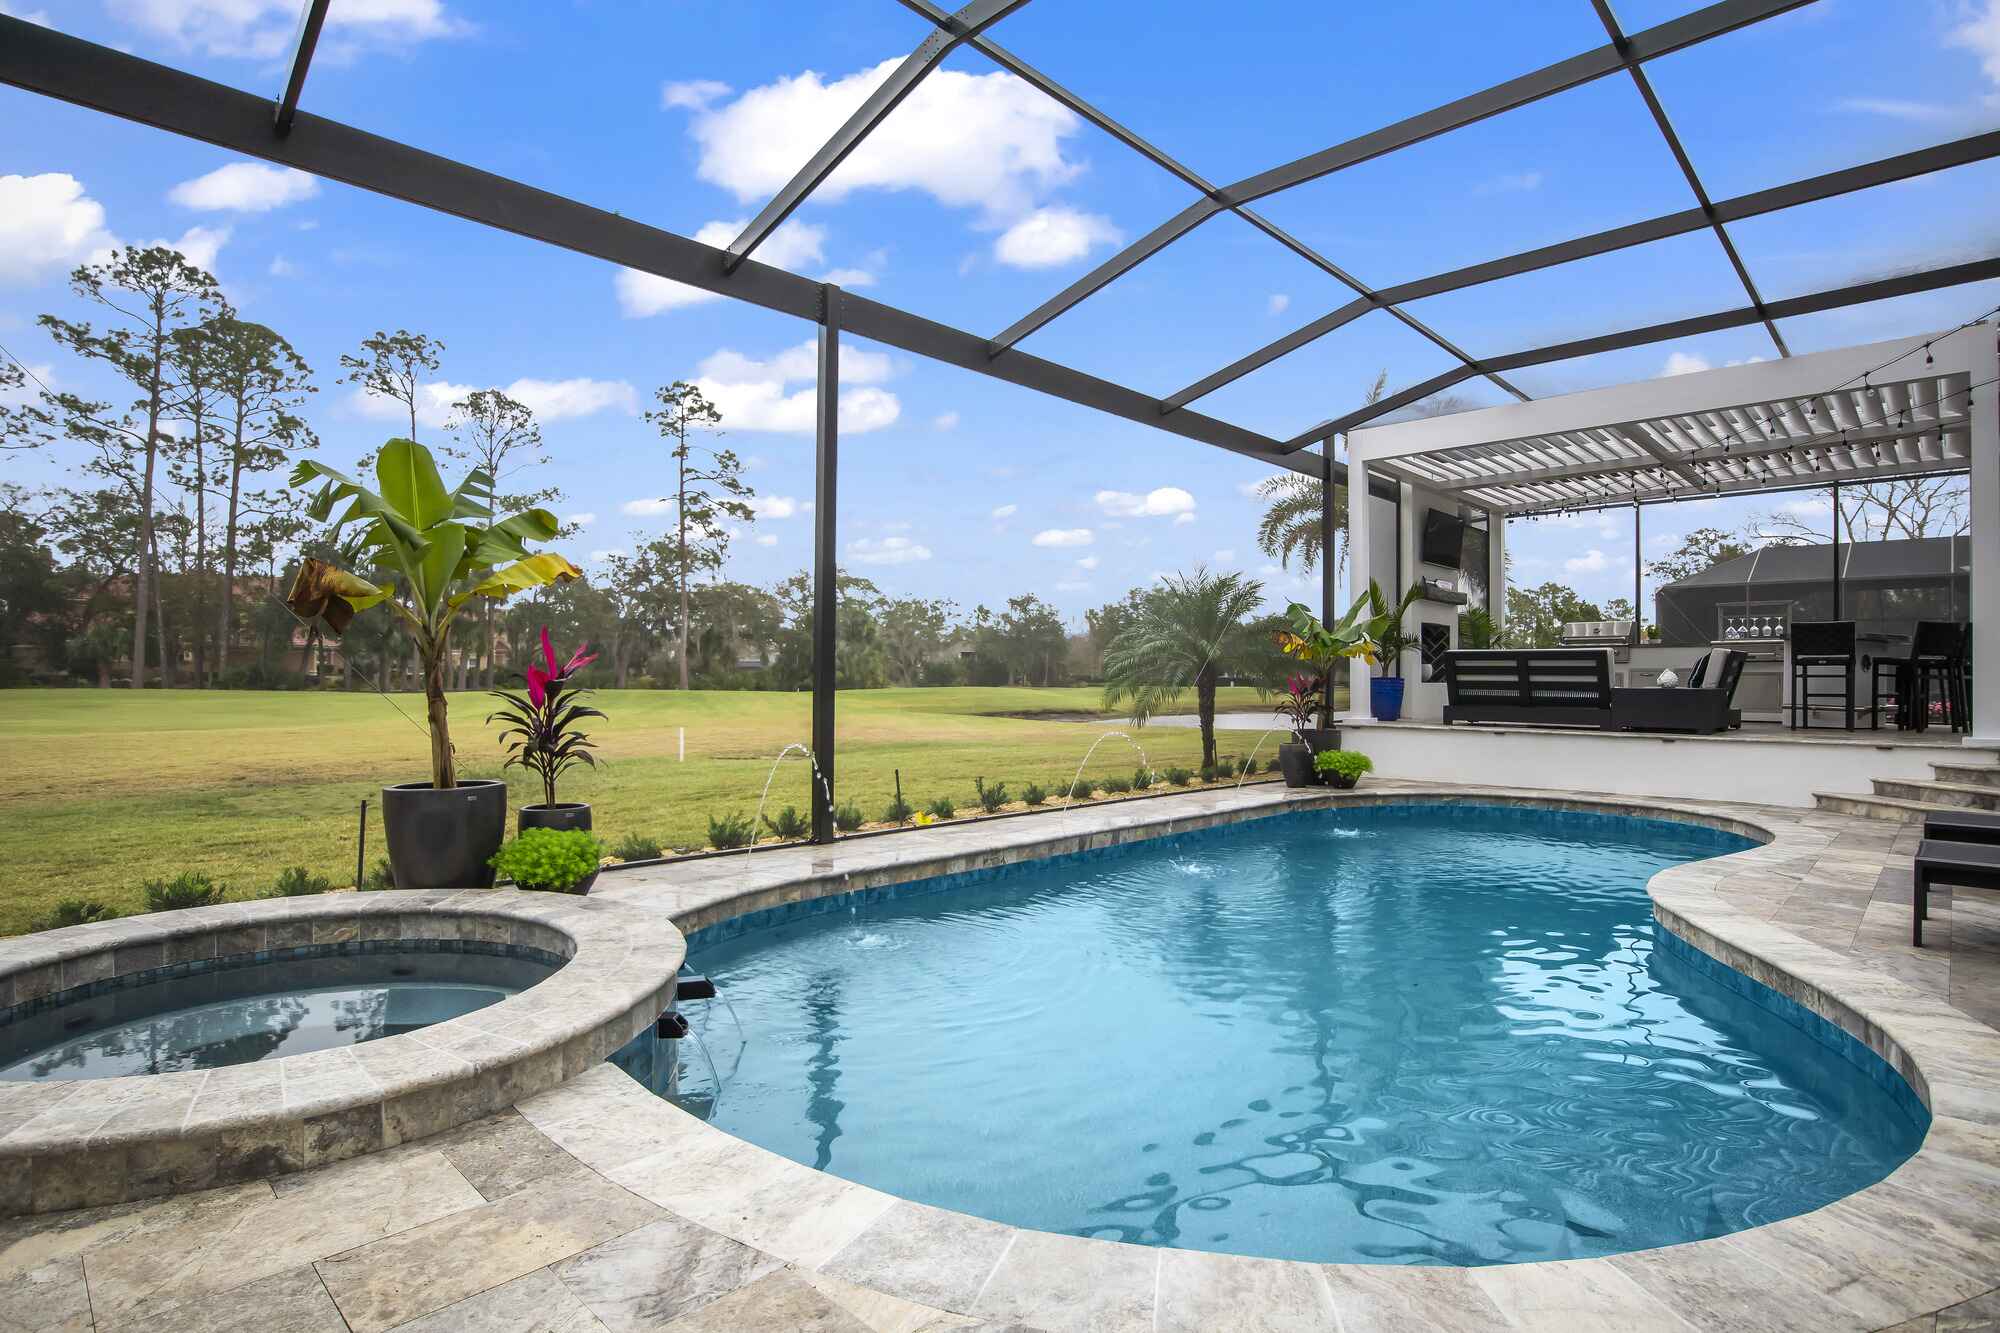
[1440,647,1745,734]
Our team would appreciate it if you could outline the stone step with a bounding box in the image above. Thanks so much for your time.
[1931,761,2000,789]
[1871,778,2000,811]
[1813,790,1964,823]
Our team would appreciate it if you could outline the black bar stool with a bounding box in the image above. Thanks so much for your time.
[1916,621,1971,734]
[1791,620,1857,730]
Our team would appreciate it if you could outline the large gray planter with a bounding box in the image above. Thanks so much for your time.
[382,779,507,889]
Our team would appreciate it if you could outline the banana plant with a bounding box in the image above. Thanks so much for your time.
[284,438,581,789]
[1276,580,1424,720]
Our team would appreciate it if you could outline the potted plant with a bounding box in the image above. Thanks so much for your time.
[285,439,580,889]
[491,827,607,895]
[1313,748,1373,790]
[1363,582,1424,722]
[1275,590,1387,748]
[1275,673,1324,788]
[489,626,603,833]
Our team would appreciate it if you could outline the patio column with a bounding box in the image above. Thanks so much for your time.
[1970,338,1999,747]
[1345,446,1372,716]
[811,284,840,841]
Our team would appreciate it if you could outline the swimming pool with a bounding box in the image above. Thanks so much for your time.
[672,803,1927,1266]
[1,948,558,1081]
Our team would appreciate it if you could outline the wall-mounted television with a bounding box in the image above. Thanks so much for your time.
[1420,508,1466,568]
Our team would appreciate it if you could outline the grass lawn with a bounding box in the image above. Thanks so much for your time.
[0,684,1316,937]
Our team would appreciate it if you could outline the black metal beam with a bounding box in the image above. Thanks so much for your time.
[273,0,330,136]
[1592,0,1788,357]
[988,0,1815,354]
[1292,255,2000,446]
[894,0,1529,406]
[726,0,1030,272]
[812,285,840,845]
[0,17,1325,479]
[1165,130,2000,411]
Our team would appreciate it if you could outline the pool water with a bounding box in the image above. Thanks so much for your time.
[678,804,1926,1266]
[1,951,555,1081]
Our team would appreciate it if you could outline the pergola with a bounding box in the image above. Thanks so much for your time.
[5,0,1998,829]
[1345,330,1997,742]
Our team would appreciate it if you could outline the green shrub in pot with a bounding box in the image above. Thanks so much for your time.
[490,827,607,893]
[1312,749,1373,790]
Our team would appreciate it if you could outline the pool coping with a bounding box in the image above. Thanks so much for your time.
[529,782,2000,1331]
[0,890,684,1215]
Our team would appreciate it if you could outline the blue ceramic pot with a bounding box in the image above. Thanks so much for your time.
[1369,676,1405,722]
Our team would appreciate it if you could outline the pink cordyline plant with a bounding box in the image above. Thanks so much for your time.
[488,627,604,809]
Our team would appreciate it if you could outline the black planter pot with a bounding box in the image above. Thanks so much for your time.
[1277,743,1317,789]
[518,866,601,896]
[1299,727,1341,755]
[381,779,507,890]
[519,802,592,835]
[1328,772,1361,791]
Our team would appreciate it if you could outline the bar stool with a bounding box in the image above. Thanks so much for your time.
[1914,621,1971,734]
[1790,620,1857,730]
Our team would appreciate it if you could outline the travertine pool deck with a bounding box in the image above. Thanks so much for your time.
[3,781,1999,1332]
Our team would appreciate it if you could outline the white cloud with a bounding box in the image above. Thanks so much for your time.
[1032,528,1093,548]
[169,163,318,213]
[1095,486,1195,519]
[821,267,877,288]
[565,512,596,528]
[621,497,671,517]
[0,174,115,285]
[587,548,627,564]
[752,495,803,519]
[1173,511,1196,526]
[1661,350,1767,378]
[1474,170,1545,195]
[106,0,465,59]
[615,218,825,316]
[755,533,778,547]
[933,411,961,432]
[1949,1,2000,87]
[1565,548,1610,574]
[677,60,1084,223]
[504,377,639,421]
[1054,580,1090,592]
[1212,549,1236,563]
[1833,96,1955,121]
[0,5,52,25]
[1266,293,1291,317]
[354,375,637,429]
[993,207,1121,269]
[267,256,299,278]
[156,225,229,273]
[1075,555,1099,571]
[690,340,900,435]
[989,503,1017,519]
[662,79,732,111]
[847,535,931,565]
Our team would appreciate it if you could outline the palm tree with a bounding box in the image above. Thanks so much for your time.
[1102,568,1266,769]
[1253,374,1476,580]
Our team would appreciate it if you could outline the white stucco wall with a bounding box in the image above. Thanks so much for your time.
[1341,720,1951,809]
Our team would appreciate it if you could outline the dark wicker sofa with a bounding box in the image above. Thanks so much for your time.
[1440,648,1614,728]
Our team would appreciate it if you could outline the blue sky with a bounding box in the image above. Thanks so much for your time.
[3,0,1997,626]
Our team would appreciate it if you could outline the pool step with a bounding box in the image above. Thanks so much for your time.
[1812,790,1964,823]
[1931,761,2000,789]
[1871,777,2000,812]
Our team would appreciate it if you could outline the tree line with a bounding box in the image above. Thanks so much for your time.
[0,243,1249,695]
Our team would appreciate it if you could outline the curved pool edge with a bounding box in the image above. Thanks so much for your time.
[0,889,684,1215]
[561,783,2000,1329]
